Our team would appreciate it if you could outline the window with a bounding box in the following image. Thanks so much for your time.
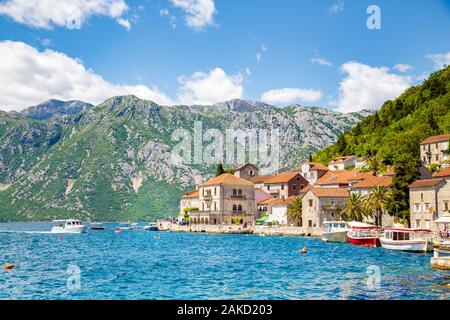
[267,186,270,190]
[214,187,217,195]
[238,189,242,195]
[308,220,313,227]
[281,185,284,190]
[414,204,420,213]
[249,170,254,176]
[238,205,242,212]
[425,220,431,229]
[421,193,424,201]
[445,202,449,212]
[233,205,237,211]
[300,184,304,190]
[308,199,313,207]
[293,185,296,190]
[424,203,431,212]
[233,189,237,195]
[436,154,439,161]
[415,220,421,228]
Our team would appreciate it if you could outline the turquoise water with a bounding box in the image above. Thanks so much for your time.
[0,222,449,300]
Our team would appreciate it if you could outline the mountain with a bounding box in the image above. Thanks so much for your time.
[20,99,94,120]
[314,66,450,219]
[0,97,370,221]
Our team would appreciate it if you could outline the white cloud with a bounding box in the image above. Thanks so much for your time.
[393,63,413,73]
[332,61,411,113]
[329,0,344,13]
[0,0,130,30]
[160,8,177,28]
[170,0,216,30]
[0,41,173,111]
[244,68,251,76]
[426,52,450,70]
[117,18,131,30]
[261,88,323,104]
[256,44,267,62]
[177,68,243,105]
[310,57,333,67]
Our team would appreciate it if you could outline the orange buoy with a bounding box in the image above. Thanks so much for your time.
[300,247,307,254]
[3,264,15,270]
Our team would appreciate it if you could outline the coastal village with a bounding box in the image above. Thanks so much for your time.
[175,133,450,267]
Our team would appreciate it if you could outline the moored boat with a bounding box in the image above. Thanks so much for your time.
[90,223,105,231]
[322,221,349,243]
[380,228,433,253]
[347,221,381,247]
[51,220,86,234]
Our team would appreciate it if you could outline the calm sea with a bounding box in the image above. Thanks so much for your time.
[0,222,449,300]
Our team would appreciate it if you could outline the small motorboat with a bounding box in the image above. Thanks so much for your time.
[51,220,86,234]
[90,223,105,231]
[347,221,381,247]
[143,222,159,231]
[380,228,433,253]
[322,221,349,243]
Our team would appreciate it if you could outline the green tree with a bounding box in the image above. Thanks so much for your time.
[216,164,225,176]
[341,193,366,222]
[366,155,383,174]
[366,186,394,226]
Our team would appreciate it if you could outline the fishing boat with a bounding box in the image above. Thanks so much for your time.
[347,221,381,247]
[51,220,86,234]
[321,221,349,243]
[380,228,433,253]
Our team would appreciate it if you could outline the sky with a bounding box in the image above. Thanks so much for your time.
[0,0,449,112]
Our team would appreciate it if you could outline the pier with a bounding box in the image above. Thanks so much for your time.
[430,247,450,270]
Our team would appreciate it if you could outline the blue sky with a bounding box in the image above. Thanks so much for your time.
[0,0,449,112]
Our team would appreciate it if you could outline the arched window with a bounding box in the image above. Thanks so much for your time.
[238,189,242,195]
[233,189,237,195]
[238,205,242,212]
[233,205,237,211]
[205,219,209,225]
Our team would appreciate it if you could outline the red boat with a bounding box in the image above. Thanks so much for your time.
[347,221,381,247]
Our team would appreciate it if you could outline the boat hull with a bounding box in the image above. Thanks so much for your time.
[380,239,433,252]
[51,226,86,234]
[347,235,380,247]
[322,231,348,243]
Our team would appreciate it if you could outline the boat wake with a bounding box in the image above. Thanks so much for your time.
[0,230,53,234]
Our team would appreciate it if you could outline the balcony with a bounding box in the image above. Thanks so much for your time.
[321,204,338,211]
[202,194,212,201]
[229,194,247,200]
[229,210,248,215]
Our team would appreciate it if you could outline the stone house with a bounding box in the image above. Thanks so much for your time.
[179,189,200,217]
[301,186,349,232]
[294,161,328,185]
[328,156,358,171]
[262,172,308,199]
[266,196,302,227]
[420,133,450,167]
[233,163,259,181]
[189,174,256,226]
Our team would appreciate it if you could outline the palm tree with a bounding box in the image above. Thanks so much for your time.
[287,197,303,224]
[365,186,393,226]
[341,193,366,222]
[366,155,383,173]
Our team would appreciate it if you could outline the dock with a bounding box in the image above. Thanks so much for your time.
[430,248,450,270]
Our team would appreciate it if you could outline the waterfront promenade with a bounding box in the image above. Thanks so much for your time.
[158,221,322,237]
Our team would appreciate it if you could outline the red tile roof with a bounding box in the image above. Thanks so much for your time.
[264,172,302,184]
[249,175,273,183]
[315,170,362,186]
[200,174,254,187]
[420,134,450,144]
[297,162,328,171]
[352,176,393,189]
[257,198,278,206]
[328,156,355,165]
[181,190,199,198]
[302,185,349,198]
[409,178,445,188]
[433,167,450,178]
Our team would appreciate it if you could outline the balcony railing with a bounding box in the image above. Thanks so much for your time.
[229,210,248,215]
[229,194,247,200]
[202,194,212,200]
[322,204,338,211]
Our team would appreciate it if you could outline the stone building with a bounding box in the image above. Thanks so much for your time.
[189,174,256,225]
[294,161,328,185]
[301,186,349,231]
[179,189,200,216]
[233,163,259,181]
[420,133,450,167]
[262,172,308,199]
[328,156,358,171]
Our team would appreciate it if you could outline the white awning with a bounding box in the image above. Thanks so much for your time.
[435,215,450,224]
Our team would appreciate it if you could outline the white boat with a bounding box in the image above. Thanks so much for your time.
[380,228,433,253]
[51,219,86,234]
[322,221,349,243]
